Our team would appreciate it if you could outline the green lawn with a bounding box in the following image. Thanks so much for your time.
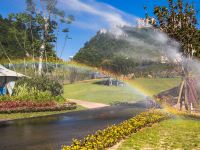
[118,118,200,150]
[63,78,181,104]
[128,78,181,96]
[63,80,144,104]
[0,105,85,120]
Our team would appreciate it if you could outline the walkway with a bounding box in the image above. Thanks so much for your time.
[68,99,109,109]
[0,103,147,150]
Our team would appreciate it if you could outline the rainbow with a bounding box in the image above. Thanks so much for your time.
[1,59,153,99]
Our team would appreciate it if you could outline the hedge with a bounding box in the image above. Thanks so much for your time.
[62,110,169,150]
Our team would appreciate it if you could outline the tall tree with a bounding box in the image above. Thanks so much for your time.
[152,0,199,58]
[25,0,74,75]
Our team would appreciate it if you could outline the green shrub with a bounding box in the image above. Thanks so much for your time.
[14,84,52,102]
[0,84,64,102]
[62,110,169,150]
[15,77,63,96]
[0,95,11,101]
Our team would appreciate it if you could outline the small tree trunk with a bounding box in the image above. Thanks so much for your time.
[38,16,48,76]
[38,43,45,75]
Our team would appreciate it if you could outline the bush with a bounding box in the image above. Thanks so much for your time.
[15,77,63,96]
[0,84,64,102]
[62,110,169,150]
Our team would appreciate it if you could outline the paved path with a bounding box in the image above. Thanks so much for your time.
[68,99,109,109]
[0,103,147,150]
[0,119,10,122]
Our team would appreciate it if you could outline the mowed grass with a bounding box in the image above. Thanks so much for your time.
[0,105,85,120]
[128,77,181,96]
[118,118,200,150]
[63,78,181,104]
[63,80,144,104]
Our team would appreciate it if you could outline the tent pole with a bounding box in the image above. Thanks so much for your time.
[184,80,189,111]
[5,76,7,95]
[177,80,185,110]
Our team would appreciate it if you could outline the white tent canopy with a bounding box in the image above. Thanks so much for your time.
[0,65,26,95]
[0,65,25,77]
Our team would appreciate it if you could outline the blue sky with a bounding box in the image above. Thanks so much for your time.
[0,0,199,60]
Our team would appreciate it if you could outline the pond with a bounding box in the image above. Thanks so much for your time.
[0,100,155,150]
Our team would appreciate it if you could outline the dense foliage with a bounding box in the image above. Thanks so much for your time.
[62,110,169,150]
[15,77,63,96]
[0,0,74,62]
[150,0,200,58]
[0,14,56,60]
[0,84,63,102]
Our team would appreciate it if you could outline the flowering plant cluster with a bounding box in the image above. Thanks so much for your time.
[0,101,56,109]
[62,110,169,150]
[0,101,76,113]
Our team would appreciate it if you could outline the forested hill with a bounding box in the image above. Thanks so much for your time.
[74,27,166,67]
[73,26,200,67]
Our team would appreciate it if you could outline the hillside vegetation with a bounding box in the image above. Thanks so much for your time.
[73,27,184,77]
[74,27,163,66]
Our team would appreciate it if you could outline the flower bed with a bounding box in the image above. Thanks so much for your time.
[0,101,56,109]
[62,110,169,150]
[0,101,76,113]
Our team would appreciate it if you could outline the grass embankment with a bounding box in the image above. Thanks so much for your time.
[128,77,181,96]
[118,78,200,150]
[118,117,200,150]
[63,78,181,104]
[0,105,85,120]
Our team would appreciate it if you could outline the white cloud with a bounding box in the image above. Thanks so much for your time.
[58,0,137,30]
[73,20,101,30]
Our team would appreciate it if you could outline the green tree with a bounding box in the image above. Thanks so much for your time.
[152,0,199,58]
[36,0,74,75]
[0,0,74,74]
